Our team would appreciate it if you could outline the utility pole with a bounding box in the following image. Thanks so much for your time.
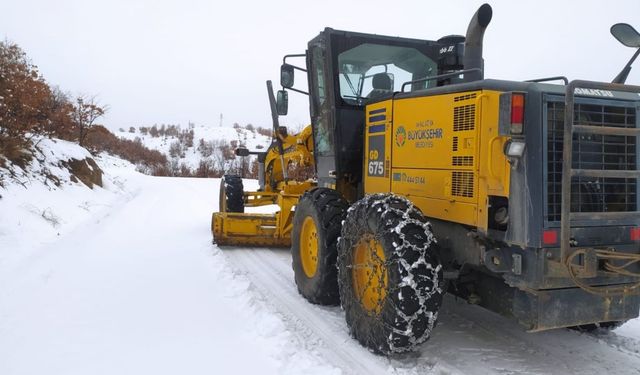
[219,113,223,127]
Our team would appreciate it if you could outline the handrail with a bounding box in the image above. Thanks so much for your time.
[525,76,569,85]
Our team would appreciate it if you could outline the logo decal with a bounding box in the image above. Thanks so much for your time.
[395,126,406,147]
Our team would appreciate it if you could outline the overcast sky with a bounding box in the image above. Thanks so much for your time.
[2,0,640,131]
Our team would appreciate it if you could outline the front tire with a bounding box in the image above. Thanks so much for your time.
[338,194,444,354]
[291,188,348,305]
[219,175,244,213]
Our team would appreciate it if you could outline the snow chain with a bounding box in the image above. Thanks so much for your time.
[339,194,442,353]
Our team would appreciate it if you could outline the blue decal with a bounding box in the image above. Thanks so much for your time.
[368,124,386,134]
[369,115,386,123]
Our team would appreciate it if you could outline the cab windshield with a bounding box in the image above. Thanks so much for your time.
[337,43,437,105]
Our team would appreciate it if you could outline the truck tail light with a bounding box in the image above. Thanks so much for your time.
[510,93,525,134]
[631,227,640,241]
[543,229,558,245]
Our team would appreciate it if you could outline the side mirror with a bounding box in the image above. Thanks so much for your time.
[281,64,295,88]
[611,23,640,48]
[611,23,640,84]
[276,90,288,116]
[235,147,250,157]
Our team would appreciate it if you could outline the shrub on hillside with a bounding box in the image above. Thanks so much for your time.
[83,125,168,175]
[0,41,56,163]
[0,41,106,167]
[168,141,183,158]
[256,127,272,137]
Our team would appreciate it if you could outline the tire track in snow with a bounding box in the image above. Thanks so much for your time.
[224,247,640,375]
[421,297,640,374]
[223,247,397,375]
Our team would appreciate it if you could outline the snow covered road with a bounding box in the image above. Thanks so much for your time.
[0,177,336,374]
[226,247,640,375]
[1,175,639,374]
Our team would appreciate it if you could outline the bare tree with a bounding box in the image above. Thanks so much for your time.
[169,141,183,158]
[74,96,107,147]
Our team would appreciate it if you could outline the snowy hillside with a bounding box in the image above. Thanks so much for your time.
[0,137,140,272]
[116,123,272,176]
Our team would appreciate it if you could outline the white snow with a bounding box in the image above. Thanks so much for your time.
[0,140,639,374]
[35,137,93,161]
[0,140,337,375]
[617,318,640,341]
[0,139,137,275]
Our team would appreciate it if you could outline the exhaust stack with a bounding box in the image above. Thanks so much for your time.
[463,3,493,82]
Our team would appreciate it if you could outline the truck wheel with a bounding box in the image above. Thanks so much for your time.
[291,188,348,305]
[338,194,444,354]
[220,175,244,213]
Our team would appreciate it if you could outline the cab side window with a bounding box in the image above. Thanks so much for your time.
[310,46,333,155]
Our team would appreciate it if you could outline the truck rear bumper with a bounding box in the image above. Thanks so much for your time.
[516,286,640,331]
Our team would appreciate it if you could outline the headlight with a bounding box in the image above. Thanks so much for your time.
[504,140,526,157]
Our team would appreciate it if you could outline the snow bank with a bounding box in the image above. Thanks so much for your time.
[0,137,141,276]
[35,137,92,161]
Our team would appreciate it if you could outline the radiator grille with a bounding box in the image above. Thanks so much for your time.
[546,100,638,222]
[453,104,475,131]
[452,136,459,151]
[452,156,474,166]
[452,171,474,198]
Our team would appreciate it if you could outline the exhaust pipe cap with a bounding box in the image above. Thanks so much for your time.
[477,3,493,28]
[463,3,493,82]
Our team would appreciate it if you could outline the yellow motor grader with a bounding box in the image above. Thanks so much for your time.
[213,4,640,355]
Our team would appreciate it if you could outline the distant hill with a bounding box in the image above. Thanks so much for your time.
[116,123,272,178]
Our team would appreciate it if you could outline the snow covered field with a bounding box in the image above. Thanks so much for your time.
[1,149,639,374]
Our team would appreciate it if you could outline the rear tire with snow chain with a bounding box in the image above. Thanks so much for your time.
[338,194,444,355]
[291,188,348,305]
[219,175,244,213]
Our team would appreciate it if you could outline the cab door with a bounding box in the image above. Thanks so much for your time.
[307,42,337,188]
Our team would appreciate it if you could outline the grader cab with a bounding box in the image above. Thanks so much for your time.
[213,4,640,355]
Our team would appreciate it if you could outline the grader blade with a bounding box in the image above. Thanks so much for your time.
[211,212,291,247]
[212,186,306,248]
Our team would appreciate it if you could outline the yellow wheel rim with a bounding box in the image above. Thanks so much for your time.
[352,236,388,314]
[300,216,319,278]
